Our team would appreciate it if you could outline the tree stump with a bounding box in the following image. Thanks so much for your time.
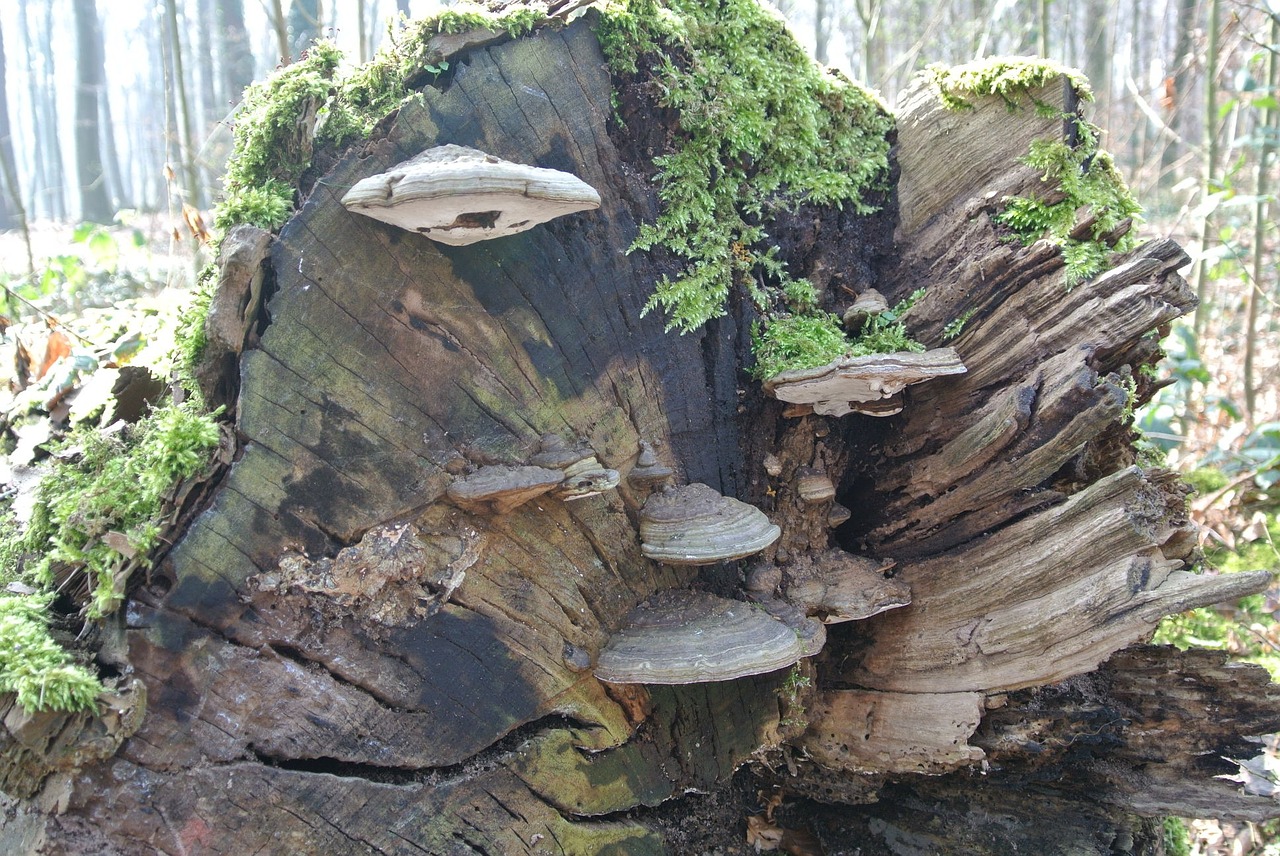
[1,9,1275,855]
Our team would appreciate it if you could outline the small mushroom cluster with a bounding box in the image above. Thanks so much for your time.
[748,549,910,625]
[341,144,601,246]
[446,434,618,514]
[594,590,824,685]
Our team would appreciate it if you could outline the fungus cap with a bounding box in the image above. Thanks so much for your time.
[342,145,601,246]
[639,483,780,565]
[627,440,674,487]
[446,464,564,514]
[763,348,967,418]
[594,590,809,684]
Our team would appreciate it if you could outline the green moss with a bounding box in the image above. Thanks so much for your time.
[216,42,344,231]
[173,261,217,395]
[751,289,924,378]
[215,4,554,232]
[597,0,894,334]
[924,56,1092,111]
[942,309,976,340]
[996,126,1141,287]
[1162,818,1191,856]
[0,593,102,712]
[6,401,221,619]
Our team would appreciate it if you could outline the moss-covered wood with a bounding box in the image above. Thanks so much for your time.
[2,3,1277,854]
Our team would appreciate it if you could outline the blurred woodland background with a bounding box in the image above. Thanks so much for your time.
[0,0,1277,851]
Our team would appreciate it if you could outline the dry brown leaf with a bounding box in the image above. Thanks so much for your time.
[746,814,783,851]
[38,328,71,381]
[182,203,212,244]
[101,531,138,559]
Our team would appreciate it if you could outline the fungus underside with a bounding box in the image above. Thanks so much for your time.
[596,0,900,374]
[927,57,1141,287]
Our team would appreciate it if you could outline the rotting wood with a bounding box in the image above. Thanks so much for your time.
[1,9,1275,855]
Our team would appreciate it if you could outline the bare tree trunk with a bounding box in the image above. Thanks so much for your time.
[0,18,34,274]
[163,0,201,210]
[1193,0,1221,337]
[39,0,66,221]
[1243,13,1278,419]
[72,0,112,223]
[216,0,256,107]
[270,0,290,63]
[289,0,324,58]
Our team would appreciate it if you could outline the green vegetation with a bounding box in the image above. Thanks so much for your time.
[1154,512,1280,679]
[996,127,1142,286]
[0,400,221,712]
[1162,817,1191,856]
[942,308,976,340]
[0,593,103,712]
[751,289,925,378]
[9,401,221,618]
[925,57,1141,287]
[597,0,894,335]
[924,56,1092,112]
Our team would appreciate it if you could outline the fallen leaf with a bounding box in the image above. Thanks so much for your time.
[37,328,71,381]
[746,815,783,851]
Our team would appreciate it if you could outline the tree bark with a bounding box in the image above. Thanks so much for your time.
[215,0,256,108]
[71,0,112,224]
[1,12,1275,855]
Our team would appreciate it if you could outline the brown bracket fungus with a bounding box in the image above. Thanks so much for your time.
[796,467,836,504]
[445,464,564,514]
[779,549,909,624]
[841,288,890,331]
[627,440,674,489]
[529,434,619,500]
[341,144,601,246]
[763,348,967,418]
[639,483,781,565]
[594,590,813,684]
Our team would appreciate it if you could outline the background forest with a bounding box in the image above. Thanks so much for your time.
[0,0,1277,851]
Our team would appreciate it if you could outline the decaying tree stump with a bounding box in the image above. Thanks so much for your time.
[1,7,1276,855]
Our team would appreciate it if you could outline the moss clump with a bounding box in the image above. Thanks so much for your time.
[0,593,102,712]
[996,127,1142,286]
[217,42,345,231]
[597,0,894,334]
[8,401,221,619]
[751,289,925,379]
[924,56,1092,111]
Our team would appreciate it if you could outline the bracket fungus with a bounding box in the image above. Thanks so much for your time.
[796,468,836,504]
[841,288,890,331]
[446,464,564,514]
[594,590,814,684]
[627,440,674,489]
[763,348,967,418]
[639,483,781,565]
[529,434,619,501]
[341,145,601,246]
[779,549,909,624]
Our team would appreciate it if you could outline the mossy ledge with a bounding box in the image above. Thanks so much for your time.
[927,56,1141,286]
[0,401,221,712]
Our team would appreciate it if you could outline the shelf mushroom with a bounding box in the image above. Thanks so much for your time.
[763,348,967,418]
[594,590,817,684]
[341,145,601,246]
[639,483,780,565]
[446,464,564,514]
[530,434,619,500]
